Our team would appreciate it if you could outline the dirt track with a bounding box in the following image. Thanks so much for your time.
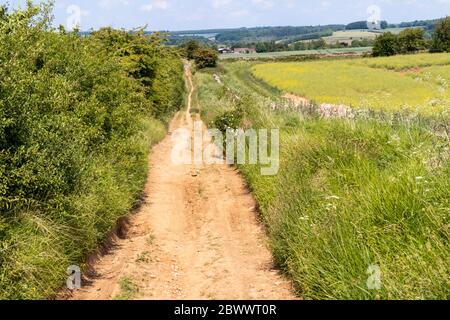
[70,64,294,300]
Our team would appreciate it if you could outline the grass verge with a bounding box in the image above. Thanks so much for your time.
[195,61,449,299]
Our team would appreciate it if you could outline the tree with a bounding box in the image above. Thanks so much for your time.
[346,21,369,30]
[310,38,326,50]
[431,17,450,52]
[398,28,426,53]
[182,40,201,59]
[0,5,6,20]
[372,32,399,56]
[192,47,218,69]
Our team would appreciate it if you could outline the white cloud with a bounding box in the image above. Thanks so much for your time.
[141,0,170,12]
[99,0,130,10]
[212,0,233,9]
[251,0,274,9]
[231,9,250,17]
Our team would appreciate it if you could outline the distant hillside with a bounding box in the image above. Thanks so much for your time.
[82,17,444,46]
[213,25,346,43]
[165,17,444,45]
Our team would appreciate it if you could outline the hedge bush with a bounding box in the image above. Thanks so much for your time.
[0,2,184,299]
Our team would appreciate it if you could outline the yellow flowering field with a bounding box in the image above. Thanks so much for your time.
[360,52,450,70]
[251,53,450,115]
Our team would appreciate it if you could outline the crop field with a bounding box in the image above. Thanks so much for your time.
[251,53,450,115]
[362,52,450,70]
[322,30,378,44]
[219,47,371,60]
[321,28,418,44]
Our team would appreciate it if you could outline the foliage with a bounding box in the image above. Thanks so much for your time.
[256,41,290,53]
[193,46,219,69]
[165,18,438,47]
[373,22,447,56]
[397,28,427,53]
[91,28,184,120]
[431,17,450,53]
[351,38,375,48]
[180,40,218,69]
[346,20,388,30]
[372,32,399,56]
[0,2,183,299]
[213,108,244,133]
[292,39,327,51]
[396,18,440,33]
[214,25,345,43]
[181,40,202,60]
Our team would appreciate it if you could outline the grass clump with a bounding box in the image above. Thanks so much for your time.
[241,119,449,299]
[113,277,140,300]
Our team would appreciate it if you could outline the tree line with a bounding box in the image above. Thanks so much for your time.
[180,40,219,68]
[373,18,450,56]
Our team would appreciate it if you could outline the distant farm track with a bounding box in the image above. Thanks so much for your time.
[69,64,294,300]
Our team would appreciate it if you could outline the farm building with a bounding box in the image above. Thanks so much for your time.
[218,47,233,54]
[233,47,257,54]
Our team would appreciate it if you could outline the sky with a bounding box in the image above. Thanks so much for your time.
[5,0,450,31]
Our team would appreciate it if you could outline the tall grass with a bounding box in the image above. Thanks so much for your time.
[196,61,450,300]
[241,120,449,299]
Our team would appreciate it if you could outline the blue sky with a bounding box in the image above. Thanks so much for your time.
[5,0,450,31]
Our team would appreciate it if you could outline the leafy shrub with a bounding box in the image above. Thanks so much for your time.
[90,28,184,120]
[397,28,427,53]
[192,47,219,69]
[181,40,201,60]
[0,2,183,299]
[373,32,399,56]
[213,108,243,133]
[431,17,450,53]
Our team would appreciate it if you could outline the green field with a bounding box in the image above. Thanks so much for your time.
[322,30,378,44]
[251,53,450,115]
[219,47,371,60]
[321,28,419,44]
[194,59,449,300]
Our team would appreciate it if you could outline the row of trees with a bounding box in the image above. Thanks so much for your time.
[181,40,218,68]
[373,18,450,56]
[252,37,374,53]
[292,38,375,51]
[346,20,388,30]
[214,25,344,42]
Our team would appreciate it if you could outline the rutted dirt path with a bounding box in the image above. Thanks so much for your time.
[70,64,294,300]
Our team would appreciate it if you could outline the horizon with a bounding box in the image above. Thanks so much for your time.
[5,0,449,32]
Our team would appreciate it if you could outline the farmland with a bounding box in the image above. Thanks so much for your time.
[194,56,449,299]
[321,28,421,45]
[322,29,379,44]
[251,53,450,115]
[220,47,371,60]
